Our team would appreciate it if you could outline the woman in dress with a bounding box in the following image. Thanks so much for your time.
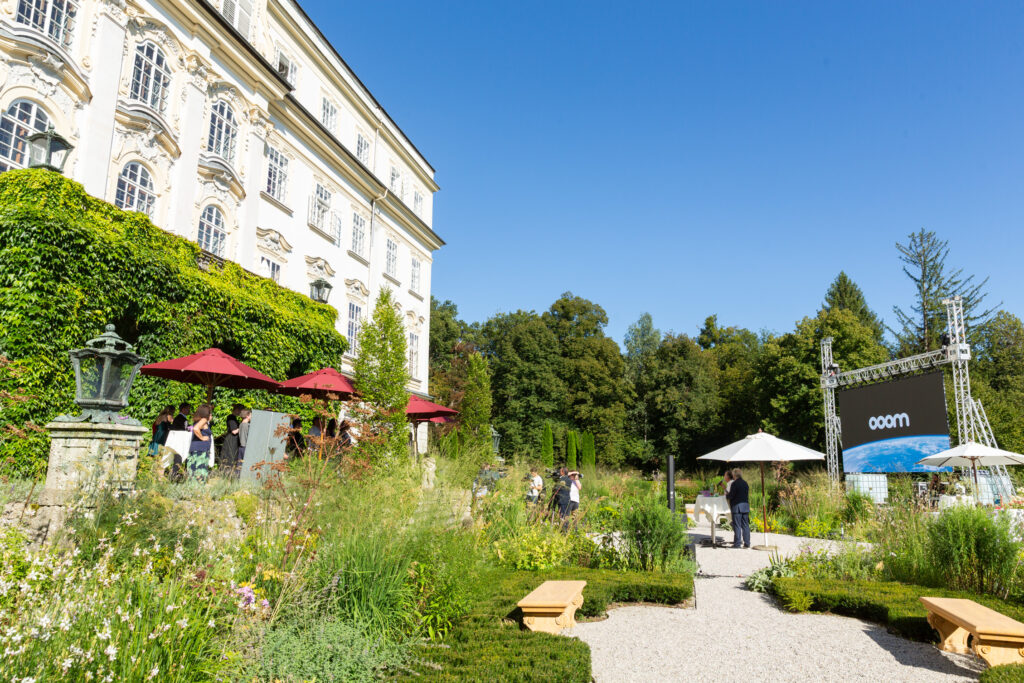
[236,408,251,477]
[221,404,242,474]
[148,405,174,457]
[188,404,213,481]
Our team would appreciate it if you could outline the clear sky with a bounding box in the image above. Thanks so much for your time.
[303,1,1024,343]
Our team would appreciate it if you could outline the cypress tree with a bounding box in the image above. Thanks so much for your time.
[581,432,596,473]
[541,423,554,468]
[567,430,577,470]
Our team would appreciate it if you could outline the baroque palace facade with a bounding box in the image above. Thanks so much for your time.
[0,0,442,391]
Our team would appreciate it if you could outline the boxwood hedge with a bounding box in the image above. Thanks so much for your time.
[0,169,348,475]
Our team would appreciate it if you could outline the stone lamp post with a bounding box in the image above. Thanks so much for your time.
[25,325,148,541]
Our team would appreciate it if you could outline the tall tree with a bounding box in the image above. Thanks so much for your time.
[541,422,554,468]
[624,313,661,380]
[460,351,492,447]
[354,288,409,465]
[542,293,630,466]
[823,272,884,343]
[580,432,596,474]
[566,430,577,470]
[892,229,996,353]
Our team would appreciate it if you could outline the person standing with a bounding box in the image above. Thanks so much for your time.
[727,468,751,549]
[528,467,544,504]
[236,408,251,477]
[567,471,581,515]
[221,404,242,474]
[148,405,174,456]
[556,467,572,518]
[188,405,213,481]
[171,402,192,431]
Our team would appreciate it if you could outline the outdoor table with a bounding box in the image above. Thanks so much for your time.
[695,494,731,547]
[938,494,976,510]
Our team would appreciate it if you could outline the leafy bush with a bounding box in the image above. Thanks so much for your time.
[0,169,347,476]
[493,524,572,570]
[619,495,688,571]
[259,616,404,682]
[842,491,874,525]
[407,560,470,640]
[794,515,836,539]
[751,511,782,533]
[228,489,259,526]
[928,505,1019,595]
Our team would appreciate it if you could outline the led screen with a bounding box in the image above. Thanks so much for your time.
[838,371,951,473]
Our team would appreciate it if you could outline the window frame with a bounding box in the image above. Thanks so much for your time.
[264,145,288,202]
[114,161,156,216]
[15,0,79,49]
[129,40,172,114]
[351,212,366,257]
[410,258,421,293]
[0,100,50,172]
[385,238,398,277]
[347,302,362,356]
[207,100,238,165]
[197,205,227,258]
[260,255,282,283]
[321,97,338,133]
[408,332,420,378]
[356,133,370,165]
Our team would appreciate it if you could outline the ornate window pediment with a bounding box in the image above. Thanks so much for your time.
[305,256,335,281]
[114,102,180,159]
[344,278,369,302]
[256,227,292,261]
[197,152,245,203]
[0,24,91,103]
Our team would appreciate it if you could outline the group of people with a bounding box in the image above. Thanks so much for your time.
[150,402,252,480]
[285,416,352,457]
[527,466,582,526]
[720,468,751,549]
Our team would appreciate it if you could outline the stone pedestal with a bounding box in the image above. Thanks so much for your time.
[4,421,146,543]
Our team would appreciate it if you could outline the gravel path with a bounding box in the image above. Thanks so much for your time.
[569,521,984,682]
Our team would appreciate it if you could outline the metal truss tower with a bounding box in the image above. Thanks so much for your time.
[820,296,1008,493]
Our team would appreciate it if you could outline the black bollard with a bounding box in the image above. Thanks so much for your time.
[667,452,676,513]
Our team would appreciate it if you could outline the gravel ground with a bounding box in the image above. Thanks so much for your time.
[569,521,984,682]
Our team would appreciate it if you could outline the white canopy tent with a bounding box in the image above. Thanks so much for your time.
[917,441,1024,500]
[697,431,826,550]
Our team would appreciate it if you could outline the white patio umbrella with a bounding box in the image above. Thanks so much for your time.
[917,442,1024,499]
[697,431,826,550]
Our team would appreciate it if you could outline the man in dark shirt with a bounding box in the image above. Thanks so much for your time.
[171,403,192,431]
[726,468,751,549]
[556,466,572,518]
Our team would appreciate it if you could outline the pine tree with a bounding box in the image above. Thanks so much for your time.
[567,430,577,470]
[353,288,409,466]
[823,272,884,343]
[541,423,554,468]
[581,432,596,474]
[892,229,997,353]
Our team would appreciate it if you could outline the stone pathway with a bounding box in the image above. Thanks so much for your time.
[569,521,984,682]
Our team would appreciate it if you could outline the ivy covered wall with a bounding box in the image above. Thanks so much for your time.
[0,169,348,476]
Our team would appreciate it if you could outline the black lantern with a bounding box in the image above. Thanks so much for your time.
[310,277,332,304]
[491,426,501,455]
[56,324,146,424]
[28,124,73,173]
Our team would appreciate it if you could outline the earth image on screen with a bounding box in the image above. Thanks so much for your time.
[842,434,952,473]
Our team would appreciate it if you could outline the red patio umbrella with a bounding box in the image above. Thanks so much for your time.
[277,367,356,400]
[140,348,280,402]
[406,395,458,460]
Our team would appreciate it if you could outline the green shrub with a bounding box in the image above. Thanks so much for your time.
[619,496,688,571]
[407,560,470,640]
[981,664,1024,683]
[842,491,874,524]
[928,505,1020,595]
[0,169,347,476]
[259,616,404,682]
[541,423,554,468]
[493,524,572,570]
[228,489,258,526]
[795,515,836,539]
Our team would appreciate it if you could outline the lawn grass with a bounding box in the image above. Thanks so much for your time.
[405,567,694,681]
[981,664,1024,682]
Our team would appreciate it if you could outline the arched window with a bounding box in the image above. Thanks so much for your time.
[0,100,50,172]
[129,42,172,113]
[15,0,79,48]
[197,205,226,257]
[115,162,156,216]
[206,101,237,165]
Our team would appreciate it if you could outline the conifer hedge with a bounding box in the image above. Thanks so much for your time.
[0,170,348,476]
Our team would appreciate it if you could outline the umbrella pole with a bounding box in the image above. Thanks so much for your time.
[206,385,215,405]
[972,459,979,505]
[760,462,768,548]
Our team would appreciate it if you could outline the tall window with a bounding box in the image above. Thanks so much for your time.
[129,42,171,113]
[197,205,226,257]
[219,0,252,39]
[330,212,344,247]
[260,256,281,283]
[115,162,155,216]
[275,49,296,85]
[16,0,78,49]
[389,167,400,192]
[347,302,362,355]
[309,183,330,229]
[356,133,370,164]
[321,98,337,132]
[351,213,366,257]
[410,259,421,293]
[265,146,288,202]
[0,100,49,172]
[207,100,237,165]
[413,190,423,216]
[386,239,398,277]
[408,332,419,378]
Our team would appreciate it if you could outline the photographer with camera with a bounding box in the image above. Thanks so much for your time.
[527,467,544,504]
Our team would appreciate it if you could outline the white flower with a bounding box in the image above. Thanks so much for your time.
[207,619,215,628]
[147,667,159,680]
[104,644,117,661]
[176,618,188,629]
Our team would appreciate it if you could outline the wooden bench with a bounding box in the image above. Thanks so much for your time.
[517,580,587,634]
[921,597,1024,667]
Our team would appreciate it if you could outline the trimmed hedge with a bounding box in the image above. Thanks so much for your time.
[408,567,693,681]
[0,170,348,475]
[981,665,1024,682]
[771,576,1024,643]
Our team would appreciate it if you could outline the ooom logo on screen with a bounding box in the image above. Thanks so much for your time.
[868,413,910,430]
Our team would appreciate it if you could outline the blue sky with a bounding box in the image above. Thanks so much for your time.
[304,1,1024,343]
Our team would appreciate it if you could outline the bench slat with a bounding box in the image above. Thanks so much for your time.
[518,580,587,609]
[921,597,1024,640]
